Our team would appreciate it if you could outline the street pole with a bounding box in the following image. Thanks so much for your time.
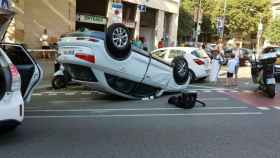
[195,0,202,46]
[257,16,263,56]
[221,0,227,39]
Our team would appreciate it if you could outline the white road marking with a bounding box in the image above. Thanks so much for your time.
[257,107,270,110]
[230,90,239,93]
[200,97,229,101]
[32,93,43,96]
[273,106,280,110]
[25,106,248,112]
[25,112,263,119]
[81,92,92,95]
[243,90,254,93]
[190,85,229,90]
[48,93,57,96]
[65,92,76,96]
[202,90,212,93]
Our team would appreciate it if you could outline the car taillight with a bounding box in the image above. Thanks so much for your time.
[75,53,96,63]
[9,64,21,92]
[194,59,205,65]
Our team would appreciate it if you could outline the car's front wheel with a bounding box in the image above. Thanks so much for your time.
[172,56,189,85]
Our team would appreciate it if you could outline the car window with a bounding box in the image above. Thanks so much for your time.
[152,49,168,59]
[168,50,185,59]
[168,50,178,58]
[0,45,32,65]
[191,50,208,58]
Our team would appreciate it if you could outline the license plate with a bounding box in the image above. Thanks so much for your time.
[63,49,75,55]
[267,78,276,84]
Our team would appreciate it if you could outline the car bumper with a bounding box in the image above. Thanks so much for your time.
[0,91,24,123]
[194,67,210,79]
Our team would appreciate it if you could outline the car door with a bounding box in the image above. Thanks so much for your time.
[0,43,43,102]
[144,49,172,89]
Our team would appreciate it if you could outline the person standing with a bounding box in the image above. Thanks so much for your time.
[226,54,237,86]
[232,42,241,85]
[40,29,50,59]
[158,38,164,49]
[209,49,224,83]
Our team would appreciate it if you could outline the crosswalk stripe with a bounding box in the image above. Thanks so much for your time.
[257,107,270,110]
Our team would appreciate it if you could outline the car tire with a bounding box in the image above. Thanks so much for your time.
[189,71,196,83]
[105,23,131,60]
[52,76,67,89]
[266,85,275,98]
[172,56,189,85]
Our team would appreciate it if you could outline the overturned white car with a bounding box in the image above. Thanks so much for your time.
[58,24,190,99]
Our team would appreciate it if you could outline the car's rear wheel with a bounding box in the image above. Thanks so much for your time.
[105,23,131,61]
[189,70,196,82]
[172,56,189,85]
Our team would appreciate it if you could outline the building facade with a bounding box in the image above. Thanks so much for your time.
[272,0,280,19]
[12,0,180,51]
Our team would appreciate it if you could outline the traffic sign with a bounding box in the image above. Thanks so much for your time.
[138,4,146,12]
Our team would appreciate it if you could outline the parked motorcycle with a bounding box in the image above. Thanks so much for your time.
[251,47,277,98]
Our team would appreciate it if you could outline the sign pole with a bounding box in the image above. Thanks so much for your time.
[195,0,202,46]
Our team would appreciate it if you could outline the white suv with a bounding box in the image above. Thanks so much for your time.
[0,5,42,131]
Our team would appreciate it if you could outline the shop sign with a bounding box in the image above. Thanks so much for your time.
[76,14,107,25]
[123,21,136,28]
[111,2,123,24]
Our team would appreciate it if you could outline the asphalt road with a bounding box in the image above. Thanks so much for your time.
[1,84,280,158]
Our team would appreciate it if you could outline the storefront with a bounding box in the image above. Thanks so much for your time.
[139,7,156,51]
[76,0,109,31]
[11,0,180,49]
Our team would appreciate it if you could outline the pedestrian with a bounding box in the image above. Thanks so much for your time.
[158,38,164,49]
[226,53,237,87]
[40,29,50,59]
[232,42,241,85]
[209,49,224,83]
[132,36,143,49]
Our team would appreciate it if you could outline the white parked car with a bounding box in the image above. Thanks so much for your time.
[0,6,42,131]
[58,24,191,99]
[151,47,210,81]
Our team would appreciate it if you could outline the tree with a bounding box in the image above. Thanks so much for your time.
[178,0,195,42]
[178,0,218,43]
[264,18,280,44]
[224,0,271,38]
